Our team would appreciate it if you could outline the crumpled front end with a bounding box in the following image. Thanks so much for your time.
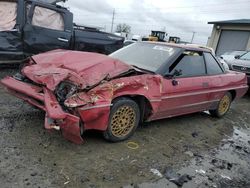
[0,50,136,144]
[1,50,160,144]
[0,76,83,144]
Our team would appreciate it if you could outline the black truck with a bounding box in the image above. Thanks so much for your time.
[0,0,124,64]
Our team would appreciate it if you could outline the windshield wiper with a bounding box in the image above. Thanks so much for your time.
[131,65,154,74]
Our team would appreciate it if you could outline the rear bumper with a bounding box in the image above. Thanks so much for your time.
[0,77,83,144]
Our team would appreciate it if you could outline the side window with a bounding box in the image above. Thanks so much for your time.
[204,52,224,75]
[32,6,64,31]
[0,1,17,31]
[169,51,206,77]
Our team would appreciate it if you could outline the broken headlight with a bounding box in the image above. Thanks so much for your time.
[55,81,77,103]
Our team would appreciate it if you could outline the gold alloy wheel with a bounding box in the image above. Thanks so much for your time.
[110,105,136,138]
[218,95,230,115]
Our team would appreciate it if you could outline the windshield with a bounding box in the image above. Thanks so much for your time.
[239,52,250,60]
[109,42,179,72]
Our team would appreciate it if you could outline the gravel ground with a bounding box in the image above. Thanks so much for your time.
[0,68,249,188]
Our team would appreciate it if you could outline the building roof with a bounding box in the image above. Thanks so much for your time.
[208,19,250,25]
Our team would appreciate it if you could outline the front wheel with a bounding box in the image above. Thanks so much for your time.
[103,98,140,142]
[209,92,232,118]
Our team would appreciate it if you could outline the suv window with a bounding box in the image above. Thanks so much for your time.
[32,6,64,31]
[204,52,224,75]
[170,51,206,77]
[0,1,17,31]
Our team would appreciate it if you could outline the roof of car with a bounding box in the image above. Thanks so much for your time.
[143,41,212,53]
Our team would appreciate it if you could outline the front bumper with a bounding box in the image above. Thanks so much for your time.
[1,76,83,144]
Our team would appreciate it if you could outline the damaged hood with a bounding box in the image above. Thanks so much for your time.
[23,50,133,90]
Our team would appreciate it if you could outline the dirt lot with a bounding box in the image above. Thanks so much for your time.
[0,68,250,188]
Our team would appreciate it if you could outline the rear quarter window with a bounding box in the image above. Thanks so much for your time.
[204,52,224,75]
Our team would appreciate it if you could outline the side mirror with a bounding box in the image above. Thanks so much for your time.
[164,69,182,78]
[164,70,181,86]
[164,73,174,79]
[235,55,240,59]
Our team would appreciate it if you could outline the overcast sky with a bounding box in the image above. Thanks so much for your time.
[61,0,250,44]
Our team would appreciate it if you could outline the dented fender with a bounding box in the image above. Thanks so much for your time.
[65,74,163,131]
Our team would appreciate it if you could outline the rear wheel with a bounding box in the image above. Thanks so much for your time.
[103,98,140,142]
[209,92,232,118]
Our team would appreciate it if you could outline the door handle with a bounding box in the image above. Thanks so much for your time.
[58,37,69,42]
[10,28,18,32]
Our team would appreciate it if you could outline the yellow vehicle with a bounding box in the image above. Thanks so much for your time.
[168,36,180,43]
[149,31,166,41]
[142,31,167,42]
[142,31,182,43]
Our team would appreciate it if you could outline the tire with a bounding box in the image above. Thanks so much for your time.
[209,92,232,118]
[103,97,140,142]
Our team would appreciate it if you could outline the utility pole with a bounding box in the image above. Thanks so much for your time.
[111,9,115,33]
[191,31,196,43]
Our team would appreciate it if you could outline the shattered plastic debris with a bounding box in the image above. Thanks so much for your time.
[164,167,192,186]
[211,159,233,170]
[126,141,139,150]
[150,169,163,178]
[184,151,194,157]
[64,181,70,185]
[221,174,232,180]
[192,131,199,138]
[195,169,206,174]
[60,168,70,185]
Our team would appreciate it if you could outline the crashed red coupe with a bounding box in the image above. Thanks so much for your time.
[1,42,248,144]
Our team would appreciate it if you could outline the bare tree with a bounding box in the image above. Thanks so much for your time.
[116,23,131,34]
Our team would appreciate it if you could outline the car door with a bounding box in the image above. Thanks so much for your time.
[22,1,73,55]
[154,51,210,119]
[0,0,24,62]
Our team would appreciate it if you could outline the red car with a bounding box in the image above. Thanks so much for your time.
[1,42,248,144]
